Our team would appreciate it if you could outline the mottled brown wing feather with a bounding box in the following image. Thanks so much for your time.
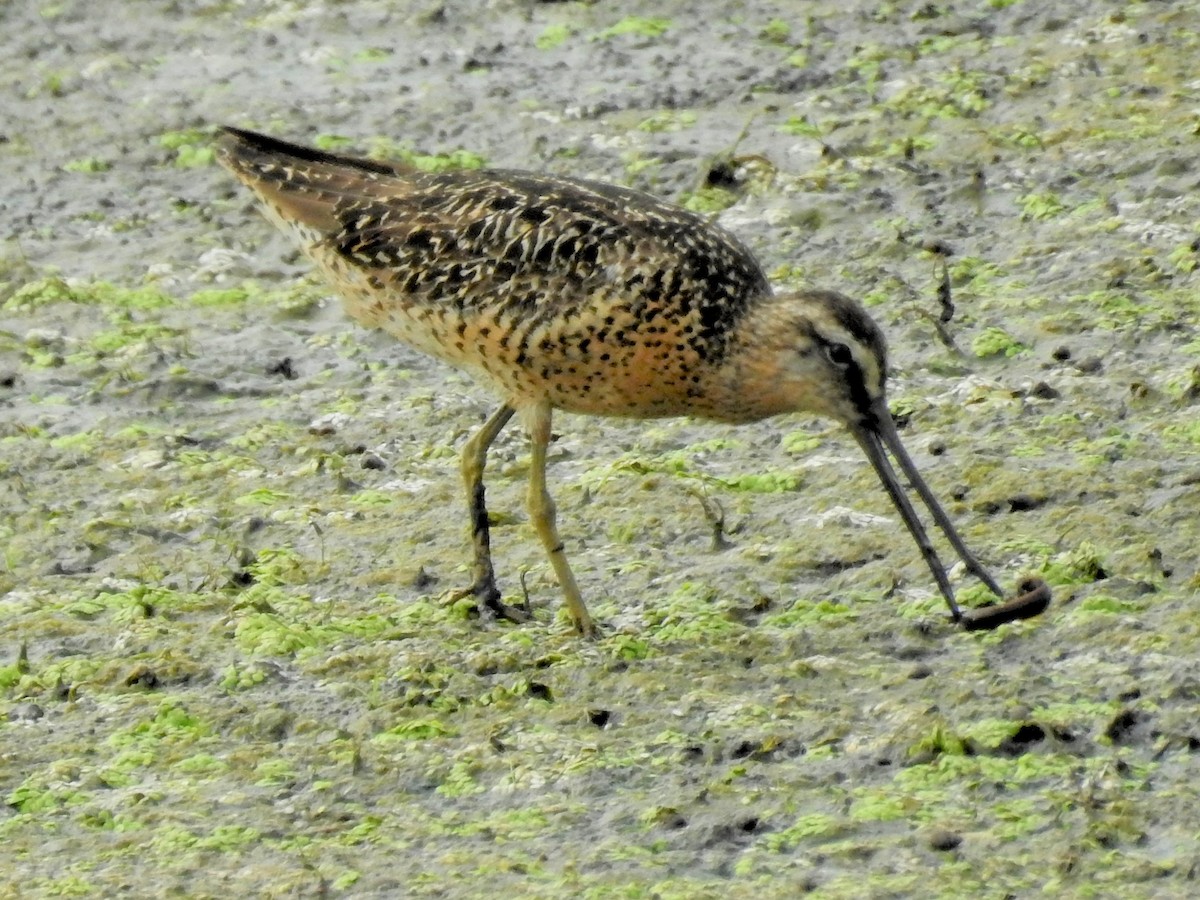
[219,128,769,330]
[217,127,775,415]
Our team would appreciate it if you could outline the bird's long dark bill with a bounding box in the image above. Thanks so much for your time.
[852,401,1005,620]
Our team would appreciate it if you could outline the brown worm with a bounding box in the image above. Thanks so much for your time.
[959,577,1052,631]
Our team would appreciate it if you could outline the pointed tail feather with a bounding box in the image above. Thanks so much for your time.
[214,126,408,232]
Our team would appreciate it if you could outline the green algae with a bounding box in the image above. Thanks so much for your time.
[594,16,671,41]
[971,326,1029,359]
[535,23,575,51]
[62,157,112,174]
[4,277,172,312]
[158,129,216,168]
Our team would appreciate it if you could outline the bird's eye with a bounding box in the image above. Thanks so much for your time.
[823,342,853,368]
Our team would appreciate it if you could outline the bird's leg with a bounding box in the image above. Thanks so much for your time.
[452,403,529,624]
[522,401,597,638]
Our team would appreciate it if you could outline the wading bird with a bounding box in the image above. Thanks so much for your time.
[216,127,1047,637]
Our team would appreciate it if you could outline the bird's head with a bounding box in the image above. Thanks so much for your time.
[737,287,1005,617]
[734,288,890,430]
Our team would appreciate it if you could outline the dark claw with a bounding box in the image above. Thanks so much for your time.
[444,578,531,625]
[479,594,533,625]
[476,579,532,625]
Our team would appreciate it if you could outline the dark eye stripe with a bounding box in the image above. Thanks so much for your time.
[844,360,873,419]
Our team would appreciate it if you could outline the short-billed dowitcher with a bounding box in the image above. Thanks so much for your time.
[216,126,1047,637]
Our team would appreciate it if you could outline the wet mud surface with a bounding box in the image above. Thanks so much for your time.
[2,1,1199,896]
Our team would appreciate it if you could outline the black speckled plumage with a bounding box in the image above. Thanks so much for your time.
[215,126,793,421]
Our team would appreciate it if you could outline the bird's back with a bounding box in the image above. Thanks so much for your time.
[216,127,774,418]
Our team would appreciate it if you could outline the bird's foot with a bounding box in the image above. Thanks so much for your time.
[573,616,601,641]
[442,577,531,625]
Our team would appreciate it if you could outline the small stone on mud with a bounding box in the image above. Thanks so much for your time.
[124,667,159,690]
[9,702,44,722]
[927,828,962,852]
[739,816,761,833]
[998,722,1046,755]
[1104,707,1146,745]
[360,451,387,470]
[1008,493,1046,512]
[410,566,436,589]
[1029,381,1059,400]
[266,357,297,379]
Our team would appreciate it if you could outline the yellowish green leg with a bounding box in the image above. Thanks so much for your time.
[522,401,597,638]
[458,403,529,623]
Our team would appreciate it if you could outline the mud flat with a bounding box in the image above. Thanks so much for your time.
[1,2,1197,896]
